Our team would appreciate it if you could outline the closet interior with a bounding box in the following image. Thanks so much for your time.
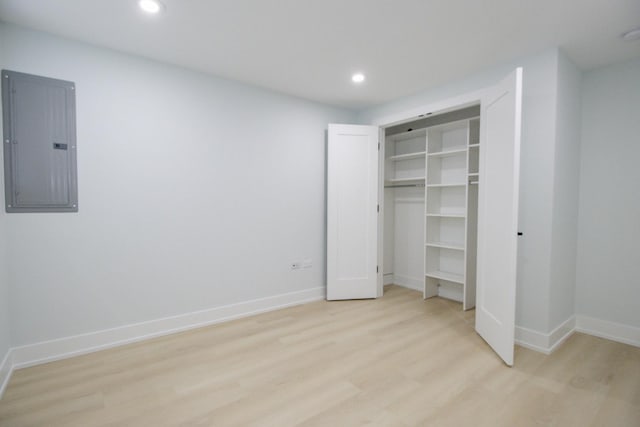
[382,106,480,310]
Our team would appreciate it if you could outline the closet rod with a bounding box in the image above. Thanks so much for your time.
[384,184,426,188]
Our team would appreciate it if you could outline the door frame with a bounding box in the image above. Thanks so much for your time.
[372,89,487,298]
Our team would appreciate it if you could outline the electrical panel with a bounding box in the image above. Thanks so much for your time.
[2,70,78,212]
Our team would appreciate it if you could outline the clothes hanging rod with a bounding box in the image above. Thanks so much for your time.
[384,184,426,188]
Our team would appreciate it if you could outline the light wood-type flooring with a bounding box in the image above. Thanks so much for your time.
[0,285,639,426]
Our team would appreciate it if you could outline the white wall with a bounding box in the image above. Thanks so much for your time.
[383,135,427,291]
[0,190,10,365]
[576,58,640,329]
[390,188,425,290]
[0,23,356,347]
[548,52,582,329]
[514,51,558,333]
[359,49,560,333]
[0,221,9,393]
[0,30,12,380]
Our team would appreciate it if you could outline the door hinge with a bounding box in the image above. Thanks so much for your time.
[377,204,379,213]
[376,266,379,273]
[378,142,380,151]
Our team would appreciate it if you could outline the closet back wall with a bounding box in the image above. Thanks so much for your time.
[0,23,355,347]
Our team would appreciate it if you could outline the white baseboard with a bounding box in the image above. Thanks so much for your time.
[0,349,13,399]
[3,286,639,400]
[576,315,640,348]
[516,315,640,355]
[383,273,394,286]
[548,316,577,352]
[515,326,549,353]
[392,275,423,292]
[9,287,325,372]
[515,315,576,355]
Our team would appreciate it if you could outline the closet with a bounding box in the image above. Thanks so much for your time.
[327,67,522,365]
[382,108,480,310]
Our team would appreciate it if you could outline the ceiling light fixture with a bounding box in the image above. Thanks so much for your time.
[139,0,164,14]
[352,73,365,84]
[621,27,640,41]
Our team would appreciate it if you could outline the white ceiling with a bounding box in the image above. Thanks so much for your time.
[0,0,639,109]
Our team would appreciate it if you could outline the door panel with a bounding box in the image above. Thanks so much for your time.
[475,68,523,366]
[13,80,70,206]
[327,124,379,300]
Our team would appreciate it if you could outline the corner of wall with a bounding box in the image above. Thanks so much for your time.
[547,49,582,332]
[574,57,640,334]
[514,47,561,335]
[516,315,576,354]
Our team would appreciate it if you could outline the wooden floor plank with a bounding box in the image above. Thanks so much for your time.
[0,285,638,426]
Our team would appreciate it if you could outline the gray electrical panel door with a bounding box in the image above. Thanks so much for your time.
[2,70,78,213]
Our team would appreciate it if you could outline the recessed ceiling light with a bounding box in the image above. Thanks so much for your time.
[621,27,640,41]
[352,73,365,84]
[139,0,164,14]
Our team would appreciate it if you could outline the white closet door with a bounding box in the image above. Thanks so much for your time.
[475,68,523,366]
[327,124,379,300]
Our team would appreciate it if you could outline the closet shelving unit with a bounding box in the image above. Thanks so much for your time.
[423,118,480,310]
[381,113,480,310]
[384,128,427,187]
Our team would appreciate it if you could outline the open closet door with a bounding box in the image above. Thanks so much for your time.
[475,68,522,366]
[327,124,379,300]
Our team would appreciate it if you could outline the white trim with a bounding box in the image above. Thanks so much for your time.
[0,349,13,399]
[548,316,576,352]
[515,326,549,353]
[383,273,395,286]
[576,315,640,348]
[392,275,423,292]
[371,89,485,127]
[515,316,575,355]
[10,287,325,370]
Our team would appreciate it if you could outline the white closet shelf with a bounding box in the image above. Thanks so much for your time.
[425,242,465,251]
[426,183,466,188]
[426,213,466,218]
[425,270,464,284]
[427,148,467,158]
[468,144,480,148]
[387,177,425,183]
[468,172,479,177]
[388,151,426,161]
